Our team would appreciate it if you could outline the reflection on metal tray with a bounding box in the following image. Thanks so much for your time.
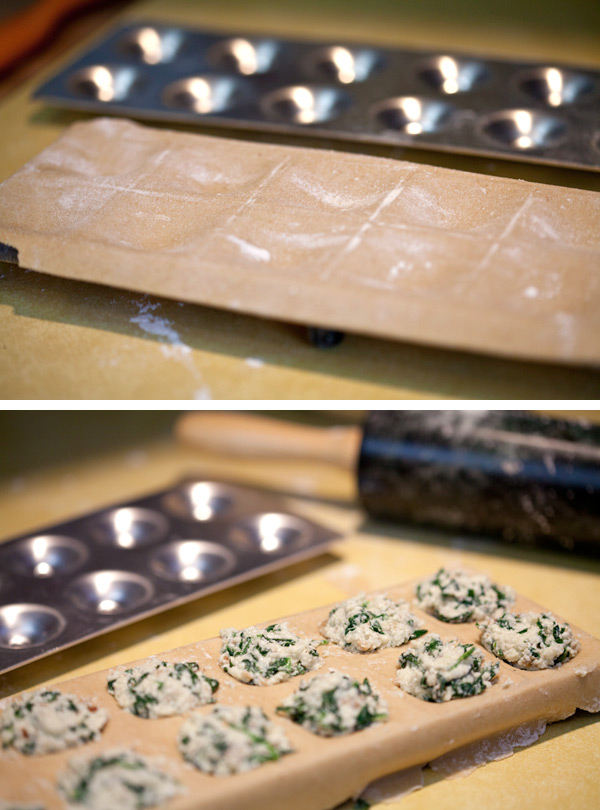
[0,479,340,675]
[33,20,600,171]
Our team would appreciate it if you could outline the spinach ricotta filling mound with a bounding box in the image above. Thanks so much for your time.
[57,748,183,810]
[396,634,499,702]
[479,611,581,670]
[107,660,218,718]
[277,669,388,736]
[178,705,293,775]
[219,623,323,685]
[415,568,515,623]
[322,592,426,653]
[0,689,108,756]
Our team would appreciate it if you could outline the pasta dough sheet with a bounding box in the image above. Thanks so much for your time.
[1,580,599,810]
[0,118,599,364]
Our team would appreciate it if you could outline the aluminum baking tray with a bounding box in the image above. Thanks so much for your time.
[0,479,340,675]
[33,20,600,171]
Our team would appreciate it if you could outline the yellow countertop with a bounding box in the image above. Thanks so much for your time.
[0,0,600,399]
[1,410,600,808]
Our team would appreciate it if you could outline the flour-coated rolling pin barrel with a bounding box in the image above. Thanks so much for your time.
[175,411,600,554]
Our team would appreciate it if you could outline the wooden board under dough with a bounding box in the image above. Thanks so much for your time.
[0,118,599,365]
[1,578,599,810]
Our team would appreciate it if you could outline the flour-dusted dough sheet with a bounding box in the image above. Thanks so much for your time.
[0,118,599,364]
[1,579,599,810]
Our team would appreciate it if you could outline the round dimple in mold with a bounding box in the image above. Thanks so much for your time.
[67,571,153,614]
[372,96,455,134]
[150,540,236,584]
[0,604,66,649]
[302,46,383,84]
[479,109,568,149]
[68,65,143,102]
[229,513,312,554]
[87,507,169,549]
[162,75,247,114]
[205,37,280,75]
[260,85,351,124]
[4,534,88,577]
[517,67,595,106]
[117,26,186,64]
[162,481,238,522]
[417,55,489,94]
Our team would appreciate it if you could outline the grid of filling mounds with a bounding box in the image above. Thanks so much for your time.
[0,480,339,674]
[33,21,600,171]
[1,580,594,810]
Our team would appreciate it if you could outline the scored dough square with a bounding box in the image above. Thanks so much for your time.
[1,577,598,810]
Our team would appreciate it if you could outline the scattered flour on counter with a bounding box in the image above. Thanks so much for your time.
[124,450,147,468]
[8,477,27,494]
[226,235,271,262]
[130,299,191,358]
[129,297,210,398]
[429,719,547,778]
[245,357,264,368]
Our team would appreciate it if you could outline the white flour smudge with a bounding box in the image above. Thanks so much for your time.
[226,235,271,262]
[130,298,211,398]
[290,173,386,210]
[265,229,348,249]
[430,719,547,779]
[125,450,147,468]
[134,211,171,222]
[245,357,264,368]
[130,299,191,359]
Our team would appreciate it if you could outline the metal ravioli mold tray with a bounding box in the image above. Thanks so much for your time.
[33,20,600,171]
[0,479,340,675]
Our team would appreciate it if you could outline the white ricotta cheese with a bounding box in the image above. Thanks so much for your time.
[219,623,322,685]
[178,705,292,775]
[396,634,499,702]
[57,748,183,810]
[0,689,108,756]
[107,660,218,718]
[415,568,515,623]
[322,592,426,653]
[277,669,388,736]
[479,611,581,670]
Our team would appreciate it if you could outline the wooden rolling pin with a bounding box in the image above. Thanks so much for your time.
[176,411,600,555]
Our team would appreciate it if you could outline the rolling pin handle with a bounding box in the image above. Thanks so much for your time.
[176,412,361,469]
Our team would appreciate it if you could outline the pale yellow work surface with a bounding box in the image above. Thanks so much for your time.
[1,0,600,399]
[1,430,599,809]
